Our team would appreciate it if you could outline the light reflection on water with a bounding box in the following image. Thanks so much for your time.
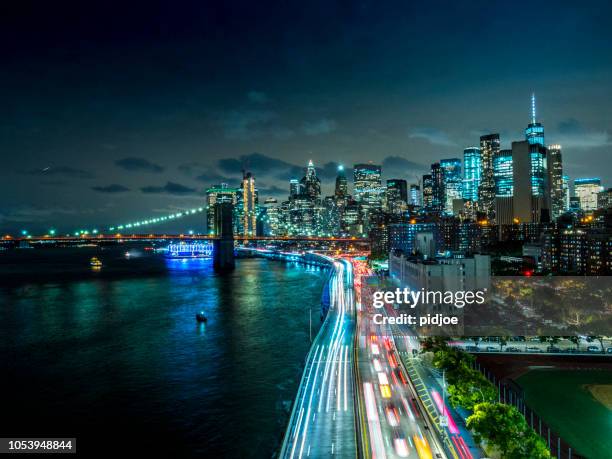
[0,256,327,458]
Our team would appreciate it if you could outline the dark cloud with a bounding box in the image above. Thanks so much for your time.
[258,185,286,197]
[22,166,94,179]
[91,184,130,193]
[382,156,428,175]
[557,118,582,134]
[555,118,610,148]
[115,157,164,173]
[177,161,204,176]
[302,118,337,136]
[218,152,303,178]
[195,173,239,188]
[222,109,277,140]
[140,182,197,195]
[409,127,456,147]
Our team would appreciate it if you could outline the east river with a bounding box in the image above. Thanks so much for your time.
[0,246,327,457]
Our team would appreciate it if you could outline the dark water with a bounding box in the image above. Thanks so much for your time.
[0,248,326,458]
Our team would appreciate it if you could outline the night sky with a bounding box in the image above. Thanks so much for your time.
[1,0,611,233]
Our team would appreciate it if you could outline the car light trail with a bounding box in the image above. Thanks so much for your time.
[431,390,459,435]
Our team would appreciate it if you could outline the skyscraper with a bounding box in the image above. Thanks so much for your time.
[353,163,384,212]
[239,171,258,236]
[493,149,513,197]
[289,178,300,199]
[300,160,321,201]
[386,179,408,213]
[562,175,570,212]
[430,162,444,213]
[463,147,481,202]
[525,93,545,147]
[335,165,349,200]
[574,178,603,211]
[440,158,462,214]
[422,174,433,210]
[512,140,549,222]
[206,183,238,235]
[479,134,500,219]
[409,184,421,207]
[523,96,549,206]
[548,144,564,219]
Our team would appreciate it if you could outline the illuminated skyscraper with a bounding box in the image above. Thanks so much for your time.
[574,178,603,211]
[300,159,321,201]
[410,184,421,207]
[479,134,500,219]
[523,95,548,203]
[525,93,545,146]
[562,175,570,212]
[422,174,433,210]
[493,150,513,197]
[548,144,564,219]
[463,147,481,202]
[386,179,408,214]
[237,171,258,236]
[206,183,238,235]
[289,178,300,199]
[335,165,348,200]
[353,163,384,212]
[430,162,444,213]
[512,140,549,223]
[440,158,462,214]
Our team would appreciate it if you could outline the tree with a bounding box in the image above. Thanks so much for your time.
[447,371,497,411]
[467,403,551,459]
[467,403,526,456]
[507,430,551,459]
[432,347,474,378]
[420,336,449,353]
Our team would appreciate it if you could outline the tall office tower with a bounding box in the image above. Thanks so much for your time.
[422,174,433,210]
[479,134,500,220]
[386,179,408,213]
[493,150,513,226]
[562,175,570,212]
[574,178,603,211]
[410,184,421,207]
[440,158,462,214]
[335,165,349,199]
[300,159,321,201]
[512,140,549,222]
[548,144,564,219]
[463,147,481,202]
[353,163,384,212]
[237,171,258,236]
[524,93,550,219]
[289,178,300,199]
[525,93,545,146]
[493,150,513,197]
[598,188,612,210]
[262,198,281,236]
[430,162,444,213]
[206,183,238,235]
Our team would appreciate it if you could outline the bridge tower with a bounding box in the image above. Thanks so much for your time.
[213,202,235,271]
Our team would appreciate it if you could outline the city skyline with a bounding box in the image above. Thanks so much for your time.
[2,0,612,232]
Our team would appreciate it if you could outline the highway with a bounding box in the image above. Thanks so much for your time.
[352,261,447,459]
[280,258,357,459]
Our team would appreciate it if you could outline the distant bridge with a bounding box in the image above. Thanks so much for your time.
[6,234,370,244]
